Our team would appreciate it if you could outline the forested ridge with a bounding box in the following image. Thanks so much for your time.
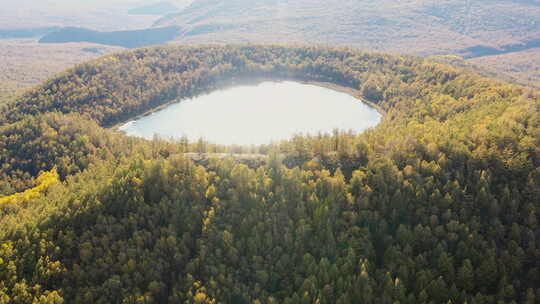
[0,45,538,303]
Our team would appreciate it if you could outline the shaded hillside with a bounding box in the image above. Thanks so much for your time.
[0,27,60,39]
[39,26,181,48]
[459,39,540,59]
[128,1,181,15]
[0,45,538,303]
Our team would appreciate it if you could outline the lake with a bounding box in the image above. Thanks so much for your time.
[119,81,382,145]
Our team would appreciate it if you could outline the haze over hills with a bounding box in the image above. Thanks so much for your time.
[0,0,192,30]
[150,0,540,87]
[0,0,190,101]
[155,0,540,57]
[0,5,161,31]
[4,0,184,12]
[128,1,183,15]
[0,0,539,96]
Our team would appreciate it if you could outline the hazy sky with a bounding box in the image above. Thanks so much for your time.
[5,0,189,11]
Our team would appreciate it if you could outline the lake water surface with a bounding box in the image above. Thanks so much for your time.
[119,81,381,145]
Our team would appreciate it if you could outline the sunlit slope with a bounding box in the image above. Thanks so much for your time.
[0,169,59,206]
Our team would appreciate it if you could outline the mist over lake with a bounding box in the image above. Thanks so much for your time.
[119,81,382,145]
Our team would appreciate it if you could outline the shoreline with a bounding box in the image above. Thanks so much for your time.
[110,78,385,131]
[294,80,386,116]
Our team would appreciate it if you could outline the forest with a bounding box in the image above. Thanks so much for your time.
[0,45,538,303]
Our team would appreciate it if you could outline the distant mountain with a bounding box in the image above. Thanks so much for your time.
[39,26,181,48]
[0,27,60,39]
[128,1,181,15]
[154,0,540,57]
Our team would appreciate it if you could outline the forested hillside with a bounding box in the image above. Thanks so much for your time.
[0,45,538,303]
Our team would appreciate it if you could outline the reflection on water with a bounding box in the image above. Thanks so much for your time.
[119,81,381,145]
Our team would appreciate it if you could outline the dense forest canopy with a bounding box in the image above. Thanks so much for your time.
[0,45,539,303]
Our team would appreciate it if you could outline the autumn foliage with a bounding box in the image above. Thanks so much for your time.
[0,45,538,303]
